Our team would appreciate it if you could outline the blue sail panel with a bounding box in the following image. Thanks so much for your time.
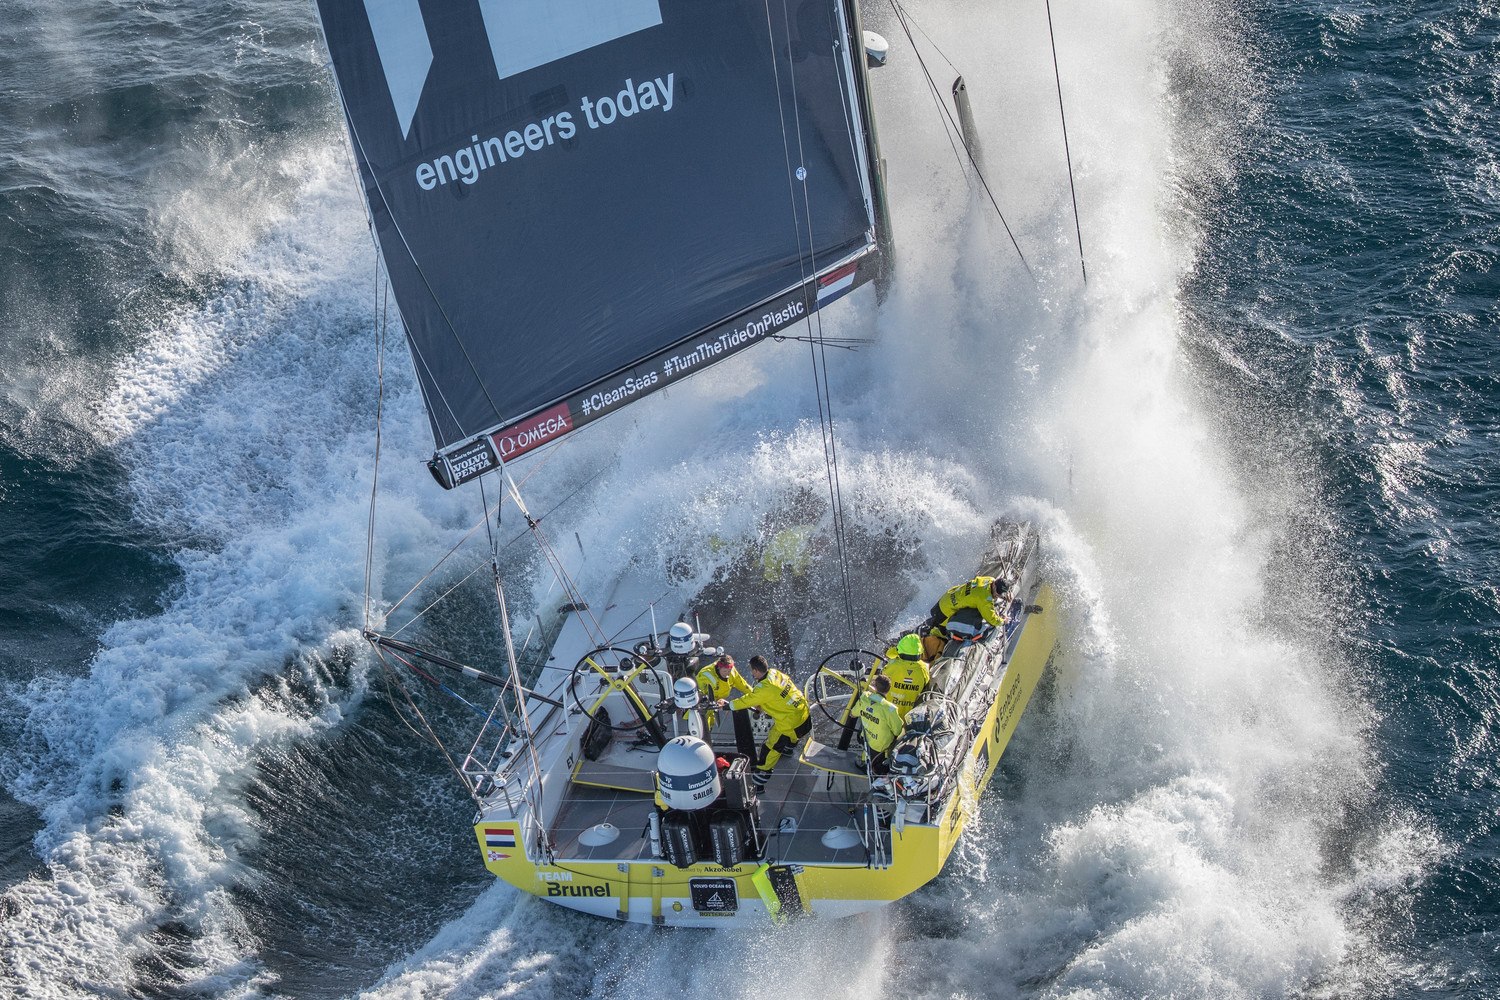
[315,0,882,479]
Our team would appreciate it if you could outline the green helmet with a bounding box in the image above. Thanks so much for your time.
[896,633,923,660]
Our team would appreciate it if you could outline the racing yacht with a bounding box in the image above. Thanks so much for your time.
[313,0,1060,924]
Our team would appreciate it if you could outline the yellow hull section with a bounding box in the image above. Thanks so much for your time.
[477,584,1058,926]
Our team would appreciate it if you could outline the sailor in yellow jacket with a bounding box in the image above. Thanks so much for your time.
[717,655,811,791]
[853,675,904,773]
[879,633,931,718]
[928,575,1010,632]
[696,654,751,729]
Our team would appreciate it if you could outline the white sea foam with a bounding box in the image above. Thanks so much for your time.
[0,148,475,996]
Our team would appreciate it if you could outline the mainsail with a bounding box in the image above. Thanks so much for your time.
[316,0,889,488]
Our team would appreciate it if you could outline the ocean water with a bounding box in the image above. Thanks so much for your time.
[1,0,1495,998]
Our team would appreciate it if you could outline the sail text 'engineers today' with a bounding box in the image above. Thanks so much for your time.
[414,73,676,192]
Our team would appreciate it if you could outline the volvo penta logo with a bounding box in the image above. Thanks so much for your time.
[444,437,497,484]
[361,0,663,139]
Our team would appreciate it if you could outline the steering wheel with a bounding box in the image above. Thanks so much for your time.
[568,646,670,734]
[807,648,887,727]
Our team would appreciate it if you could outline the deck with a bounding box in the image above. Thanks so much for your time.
[549,715,880,866]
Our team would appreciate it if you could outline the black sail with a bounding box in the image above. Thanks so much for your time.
[316,0,885,487]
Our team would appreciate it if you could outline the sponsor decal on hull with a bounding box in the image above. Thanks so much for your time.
[993,672,1025,740]
[547,880,613,898]
[689,877,738,914]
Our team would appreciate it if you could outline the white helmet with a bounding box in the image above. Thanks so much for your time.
[668,622,696,654]
[672,677,700,710]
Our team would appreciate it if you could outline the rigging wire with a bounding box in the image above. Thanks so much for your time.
[1044,0,1089,283]
[363,262,388,631]
[336,85,475,797]
[372,644,478,800]
[893,1,962,75]
[790,1,860,649]
[385,646,503,725]
[502,469,611,648]
[388,560,490,639]
[384,505,498,621]
[876,0,967,175]
[892,12,971,182]
[377,655,440,747]
[769,334,872,350]
[808,313,861,653]
[761,0,862,650]
[888,0,1036,283]
[384,464,607,637]
[483,475,552,849]
[474,476,526,751]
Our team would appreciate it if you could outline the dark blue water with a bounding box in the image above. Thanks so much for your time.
[1187,1,1499,991]
[2,0,1496,997]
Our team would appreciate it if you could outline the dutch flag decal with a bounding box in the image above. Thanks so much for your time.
[816,262,859,305]
[485,827,517,848]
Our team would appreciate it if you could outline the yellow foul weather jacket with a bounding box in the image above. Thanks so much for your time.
[728,668,810,730]
[696,663,752,702]
[937,575,1004,627]
[854,691,904,753]
[880,657,930,718]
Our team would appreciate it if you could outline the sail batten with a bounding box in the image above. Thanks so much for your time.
[316,0,886,486]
